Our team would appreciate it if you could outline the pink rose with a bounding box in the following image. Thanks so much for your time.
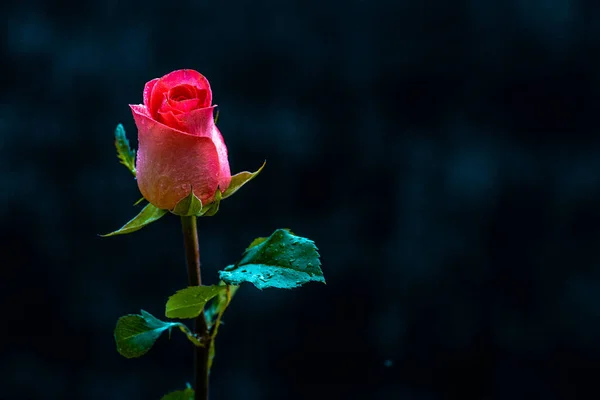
[130,69,231,210]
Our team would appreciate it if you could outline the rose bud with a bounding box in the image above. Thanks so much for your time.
[130,69,231,212]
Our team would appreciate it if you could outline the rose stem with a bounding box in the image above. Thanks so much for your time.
[180,215,210,400]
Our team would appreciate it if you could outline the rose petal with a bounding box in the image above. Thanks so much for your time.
[130,105,221,210]
[176,106,231,192]
[213,126,232,192]
[167,98,202,113]
[143,78,159,108]
[168,84,197,101]
[150,69,212,119]
[130,104,151,117]
[157,108,185,131]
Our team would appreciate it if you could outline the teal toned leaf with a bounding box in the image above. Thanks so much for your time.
[161,386,194,400]
[114,123,136,176]
[171,190,203,216]
[101,203,167,237]
[221,161,266,199]
[243,228,294,251]
[114,310,182,359]
[218,229,325,290]
[165,286,227,319]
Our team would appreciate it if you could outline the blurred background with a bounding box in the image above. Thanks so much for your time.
[2,0,600,399]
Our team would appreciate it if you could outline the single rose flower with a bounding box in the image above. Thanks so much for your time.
[130,69,231,211]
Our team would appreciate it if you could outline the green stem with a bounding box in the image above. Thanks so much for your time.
[180,216,210,400]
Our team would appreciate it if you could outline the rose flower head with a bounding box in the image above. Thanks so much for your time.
[129,69,232,212]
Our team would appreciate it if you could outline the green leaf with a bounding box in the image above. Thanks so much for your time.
[161,386,194,400]
[218,229,325,290]
[221,161,266,200]
[166,286,227,319]
[114,310,182,359]
[101,203,167,237]
[171,189,203,216]
[114,123,136,176]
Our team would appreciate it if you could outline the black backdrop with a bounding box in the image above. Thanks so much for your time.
[3,1,600,399]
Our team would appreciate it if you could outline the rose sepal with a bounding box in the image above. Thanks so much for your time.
[170,189,204,217]
[101,203,167,237]
[221,161,266,200]
[170,187,222,217]
[200,188,222,217]
[168,159,265,218]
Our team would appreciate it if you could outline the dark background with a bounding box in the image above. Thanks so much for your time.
[2,0,600,399]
